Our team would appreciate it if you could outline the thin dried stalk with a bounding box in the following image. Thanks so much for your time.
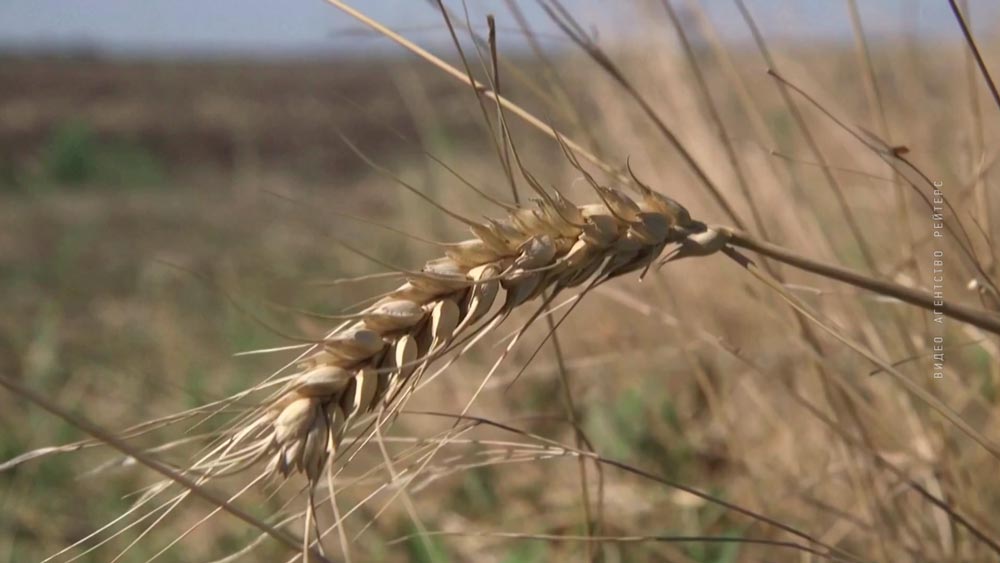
[726,229,1000,335]
[948,0,1000,113]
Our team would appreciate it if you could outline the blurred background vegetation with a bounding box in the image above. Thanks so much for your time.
[2,1,1000,562]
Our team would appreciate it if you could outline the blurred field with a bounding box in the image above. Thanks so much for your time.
[2,4,1000,562]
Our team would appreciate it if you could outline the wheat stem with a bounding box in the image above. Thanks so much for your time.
[726,229,1000,335]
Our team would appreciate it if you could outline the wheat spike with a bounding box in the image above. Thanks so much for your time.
[206,175,708,485]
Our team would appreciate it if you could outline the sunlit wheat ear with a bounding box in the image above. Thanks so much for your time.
[204,166,712,493]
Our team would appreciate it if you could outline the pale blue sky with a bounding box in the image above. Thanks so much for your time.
[0,1,995,58]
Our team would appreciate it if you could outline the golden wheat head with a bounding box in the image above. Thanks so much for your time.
[207,175,718,487]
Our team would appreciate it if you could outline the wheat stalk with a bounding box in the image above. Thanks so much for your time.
[233,175,1000,486]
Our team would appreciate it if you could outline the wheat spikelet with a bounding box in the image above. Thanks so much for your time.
[206,168,719,487]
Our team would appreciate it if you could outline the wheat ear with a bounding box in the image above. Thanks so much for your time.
[211,156,1000,489]
[208,177,705,485]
